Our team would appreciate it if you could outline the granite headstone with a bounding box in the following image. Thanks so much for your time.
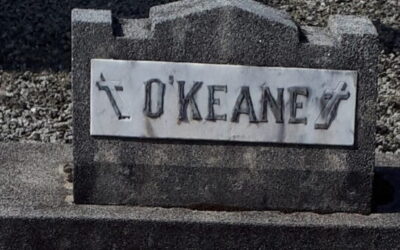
[72,0,379,213]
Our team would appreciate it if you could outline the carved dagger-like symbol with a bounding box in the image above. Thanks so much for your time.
[96,73,130,120]
[315,81,350,129]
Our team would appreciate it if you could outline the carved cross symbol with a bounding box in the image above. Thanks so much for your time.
[315,81,350,129]
[96,73,130,120]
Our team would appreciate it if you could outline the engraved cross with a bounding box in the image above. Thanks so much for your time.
[315,81,350,129]
[96,73,130,120]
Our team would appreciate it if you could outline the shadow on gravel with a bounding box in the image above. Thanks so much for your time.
[373,166,400,213]
[374,20,400,53]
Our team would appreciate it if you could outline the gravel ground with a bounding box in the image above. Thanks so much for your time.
[0,0,399,154]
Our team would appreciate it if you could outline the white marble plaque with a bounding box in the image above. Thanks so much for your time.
[90,59,357,146]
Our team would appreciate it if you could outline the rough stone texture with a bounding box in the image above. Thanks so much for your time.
[0,143,400,249]
[72,0,379,213]
[0,143,72,208]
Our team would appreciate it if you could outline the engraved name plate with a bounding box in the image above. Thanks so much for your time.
[91,59,357,146]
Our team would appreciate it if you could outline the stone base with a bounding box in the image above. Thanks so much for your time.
[0,143,399,249]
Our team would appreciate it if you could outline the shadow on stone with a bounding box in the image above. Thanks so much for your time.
[373,20,400,53]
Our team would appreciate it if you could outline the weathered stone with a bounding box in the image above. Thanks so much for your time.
[72,0,379,213]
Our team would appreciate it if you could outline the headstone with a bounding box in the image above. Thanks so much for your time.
[72,0,379,213]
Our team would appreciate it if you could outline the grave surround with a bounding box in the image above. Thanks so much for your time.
[72,0,379,213]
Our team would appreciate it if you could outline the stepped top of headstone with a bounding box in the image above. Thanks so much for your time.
[148,0,296,29]
[328,15,378,36]
[72,0,377,44]
[72,9,111,23]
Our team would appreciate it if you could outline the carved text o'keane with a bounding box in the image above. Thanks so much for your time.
[91,59,357,146]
